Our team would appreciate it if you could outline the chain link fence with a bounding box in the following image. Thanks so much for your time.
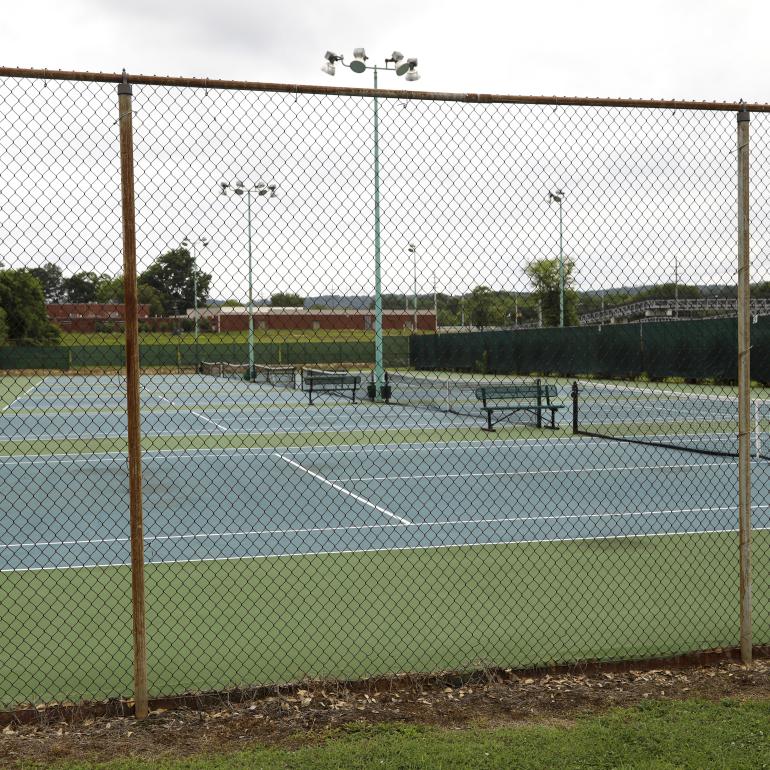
[0,68,766,714]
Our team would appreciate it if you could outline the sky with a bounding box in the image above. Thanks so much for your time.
[1,0,767,302]
[1,0,765,105]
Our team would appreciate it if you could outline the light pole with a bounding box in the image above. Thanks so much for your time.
[674,255,679,318]
[408,242,418,331]
[548,189,565,327]
[220,180,277,379]
[321,48,420,399]
[181,236,210,368]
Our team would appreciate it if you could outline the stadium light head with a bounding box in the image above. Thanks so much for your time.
[219,182,229,196]
[350,48,368,73]
[408,243,417,253]
[394,54,411,76]
[404,58,420,81]
[549,190,564,204]
[268,184,278,198]
[321,50,342,76]
[234,180,245,195]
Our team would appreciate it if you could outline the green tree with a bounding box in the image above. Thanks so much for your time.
[221,299,244,307]
[466,286,497,330]
[139,247,211,315]
[24,263,64,302]
[0,269,61,344]
[270,292,304,307]
[62,271,109,303]
[635,283,702,301]
[525,258,579,327]
[0,307,8,346]
[96,277,165,316]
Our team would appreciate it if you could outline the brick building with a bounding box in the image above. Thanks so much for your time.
[192,306,437,333]
[47,303,150,332]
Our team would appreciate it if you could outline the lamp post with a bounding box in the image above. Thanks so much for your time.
[181,236,210,368]
[408,242,418,331]
[674,255,679,318]
[321,48,420,399]
[219,180,277,379]
[548,189,565,327]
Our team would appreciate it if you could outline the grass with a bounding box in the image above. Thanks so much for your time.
[61,330,421,345]
[28,699,770,768]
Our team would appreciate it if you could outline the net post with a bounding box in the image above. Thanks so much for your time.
[117,71,149,718]
[737,104,753,666]
[571,381,579,434]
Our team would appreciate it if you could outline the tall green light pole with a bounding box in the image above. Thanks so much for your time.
[321,48,420,399]
[549,189,565,327]
[220,180,277,379]
[181,235,210,368]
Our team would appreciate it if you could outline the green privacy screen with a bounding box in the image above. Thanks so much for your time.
[411,316,770,384]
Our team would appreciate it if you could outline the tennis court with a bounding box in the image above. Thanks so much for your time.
[2,370,769,703]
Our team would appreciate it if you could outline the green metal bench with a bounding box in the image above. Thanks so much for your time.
[474,380,562,431]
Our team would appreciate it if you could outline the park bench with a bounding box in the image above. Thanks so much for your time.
[301,368,361,405]
[474,380,562,432]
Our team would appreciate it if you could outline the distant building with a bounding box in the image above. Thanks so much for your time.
[189,306,437,333]
[47,303,150,332]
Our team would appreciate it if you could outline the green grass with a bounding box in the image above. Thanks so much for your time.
[3,531,768,707]
[61,329,421,346]
[31,699,770,769]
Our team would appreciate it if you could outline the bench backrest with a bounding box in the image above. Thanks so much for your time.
[305,373,360,390]
[475,384,556,404]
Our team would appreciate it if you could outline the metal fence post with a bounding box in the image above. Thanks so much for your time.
[737,105,753,666]
[117,71,150,717]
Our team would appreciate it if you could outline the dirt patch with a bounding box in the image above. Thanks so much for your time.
[0,660,768,768]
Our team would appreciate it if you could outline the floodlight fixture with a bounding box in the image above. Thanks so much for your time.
[219,182,229,196]
[321,50,342,76]
[350,48,368,73]
[405,68,420,82]
[549,189,564,204]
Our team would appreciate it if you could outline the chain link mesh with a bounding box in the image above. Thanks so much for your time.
[0,72,766,710]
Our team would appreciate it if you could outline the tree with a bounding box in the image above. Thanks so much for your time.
[271,292,304,307]
[62,271,108,303]
[635,283,702,301]
[96,276,166,316]
[139,247,211,315]
[466,286,497,330]
[525,258,579,327]
[24,263,64,302]
[0,269,61,344]
[221,299,244,307]
[0,307,7,346]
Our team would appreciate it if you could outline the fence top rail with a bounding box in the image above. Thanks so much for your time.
[1,66,768,112]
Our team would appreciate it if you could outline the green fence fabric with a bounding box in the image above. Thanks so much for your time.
[0,346,71,370]
[411,317,769,383]
[0,337,410,372]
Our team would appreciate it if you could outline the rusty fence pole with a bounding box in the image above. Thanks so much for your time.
[737,105,753,665]
[117,71,149,717]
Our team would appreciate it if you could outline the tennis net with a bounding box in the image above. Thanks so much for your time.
[199,361,249,380]
[573,380,769,458]
[252,364,296,388]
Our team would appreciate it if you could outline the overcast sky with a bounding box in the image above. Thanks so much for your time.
[1,0,766,103]
[1,0,766,302]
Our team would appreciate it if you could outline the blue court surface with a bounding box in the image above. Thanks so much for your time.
[1,373,768,573]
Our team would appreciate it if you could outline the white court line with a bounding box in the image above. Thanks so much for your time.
[0,418,462,442]
[0,434,755,466]
[329,459,735,484]
[0,379,44,414]
[4,502,769,551]
[275,452,412,526]
[6,525,770,573]
[156,396,231,431]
